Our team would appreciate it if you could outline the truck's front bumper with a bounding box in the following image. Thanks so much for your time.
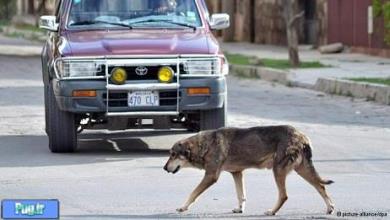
[52,77,226,116]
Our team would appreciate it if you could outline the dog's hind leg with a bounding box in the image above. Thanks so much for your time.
[295,161,335,215]
[177,171,221,213]
[231,171,246,213]
[265,161,295,216]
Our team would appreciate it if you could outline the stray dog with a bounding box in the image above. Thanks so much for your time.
[163,126,335,215]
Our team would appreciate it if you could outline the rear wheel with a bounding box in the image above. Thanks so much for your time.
[200,104,227,131]
[47,83,78,153]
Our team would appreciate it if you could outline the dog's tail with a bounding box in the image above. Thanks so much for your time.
[301,143,334,185]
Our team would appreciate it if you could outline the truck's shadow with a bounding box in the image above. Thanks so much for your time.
[78,130,191,154]
[0,130,193,168]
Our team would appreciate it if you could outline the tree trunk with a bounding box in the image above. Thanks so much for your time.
[222,0,236,42]
[28,0,35,15]
[286,21,300,67]
[283,0,302,67]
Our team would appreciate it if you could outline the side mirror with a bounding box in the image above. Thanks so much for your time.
[39,16,59,32]
[209,13,230,30]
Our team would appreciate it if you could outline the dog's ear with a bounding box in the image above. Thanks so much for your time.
[175,142,188,155]
[178,142,191,158]
[185,149,191,159]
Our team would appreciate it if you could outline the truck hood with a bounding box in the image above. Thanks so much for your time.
[61,29,218,56]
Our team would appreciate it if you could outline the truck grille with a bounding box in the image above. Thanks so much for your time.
[103,91,179,107]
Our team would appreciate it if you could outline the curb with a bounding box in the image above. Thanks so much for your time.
[229,64,390,105]
[314,78,390,105]
[0,45,42,57]
[229,64,290,85]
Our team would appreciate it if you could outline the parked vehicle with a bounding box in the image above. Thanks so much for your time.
[40,0,230,153]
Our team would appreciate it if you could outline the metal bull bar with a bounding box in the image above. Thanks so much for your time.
[54,54,222,117]
[105,57,181,117]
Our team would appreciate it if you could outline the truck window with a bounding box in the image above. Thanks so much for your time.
[67,0,203,29]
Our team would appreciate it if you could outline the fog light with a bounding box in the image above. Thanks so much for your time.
[111,67,127,85]
[158,66,174,83]
[187,87,210,96]
[72,90,97,97]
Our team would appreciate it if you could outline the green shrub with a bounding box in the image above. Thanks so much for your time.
[225,53,327,69]
[372,0,390,46]
[373,0,383,16]
[347,77,390,86]
[0,0,16,20]
[383,2,390,45]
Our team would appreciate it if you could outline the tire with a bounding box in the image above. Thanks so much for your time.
[200,104,227,131]
[44,84,50,135]
[47,83,78,153]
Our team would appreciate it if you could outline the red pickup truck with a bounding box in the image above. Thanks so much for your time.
[40,0,230,153]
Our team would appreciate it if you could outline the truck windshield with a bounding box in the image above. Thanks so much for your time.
[68,0,203,29]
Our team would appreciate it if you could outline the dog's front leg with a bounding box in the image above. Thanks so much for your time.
[177,173,220,213]
[231,171,246,213]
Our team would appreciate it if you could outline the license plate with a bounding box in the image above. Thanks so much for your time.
[128,91,159,107]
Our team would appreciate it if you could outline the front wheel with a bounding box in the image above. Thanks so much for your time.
[44,84,50,135]
[47,83,78,153]
[200,104,227,131]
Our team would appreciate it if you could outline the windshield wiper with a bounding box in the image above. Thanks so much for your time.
[70,20,133,29]
[129,19,197,30]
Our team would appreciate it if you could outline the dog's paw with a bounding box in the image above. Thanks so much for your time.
[232,208,243,214]
[264,210,276,216]
[176,207,188,213]
[327,205,335,215]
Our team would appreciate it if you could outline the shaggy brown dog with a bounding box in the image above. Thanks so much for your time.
[163,126,334,215]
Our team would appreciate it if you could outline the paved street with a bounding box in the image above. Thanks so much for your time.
[0,56,390,219]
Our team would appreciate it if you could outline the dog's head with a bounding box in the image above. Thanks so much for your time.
[163,140,193,174]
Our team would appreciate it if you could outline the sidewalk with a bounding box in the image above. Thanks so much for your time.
[221,42,390,88]
[0,34,42,56]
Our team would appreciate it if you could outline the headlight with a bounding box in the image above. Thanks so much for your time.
[183,58,222,75]
[110,67,127,85]
[158,66,174,83]
[55,60,103,79]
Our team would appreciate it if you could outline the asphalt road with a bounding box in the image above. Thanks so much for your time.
[0,56,390,219]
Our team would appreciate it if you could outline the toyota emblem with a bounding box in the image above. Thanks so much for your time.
[135,66,148,76]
